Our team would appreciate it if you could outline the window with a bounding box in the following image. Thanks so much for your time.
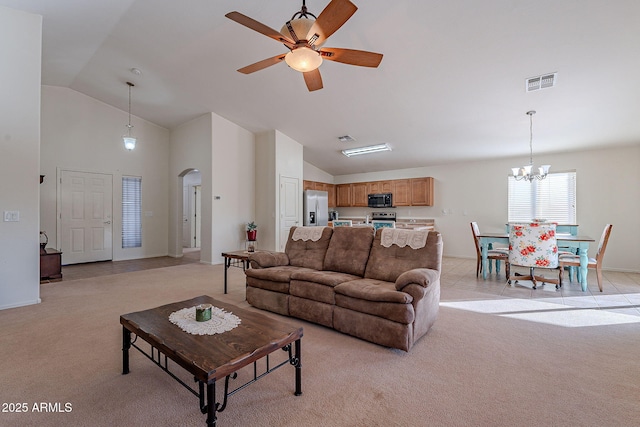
[122,176,142,248]
[508,171,576,223]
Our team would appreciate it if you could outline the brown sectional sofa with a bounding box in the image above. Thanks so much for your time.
[245,226,443,351]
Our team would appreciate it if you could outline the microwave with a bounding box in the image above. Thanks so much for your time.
[368,193,393,208]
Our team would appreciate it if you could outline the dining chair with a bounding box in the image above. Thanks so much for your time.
[508,222,561,290]
[559,224,612,292]
[372,220,395,231]
[332,220,352,227]
[470,222,509,278]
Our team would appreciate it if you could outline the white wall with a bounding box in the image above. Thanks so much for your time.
[0,6,42,309]
[255,131,277,251]
[170,114,213,261]
[211,113,255,262]
[40,86,170,261]
[169,113,255,264]
[255,130,304,251]
[303,161,333,183]
[332,145,640,272]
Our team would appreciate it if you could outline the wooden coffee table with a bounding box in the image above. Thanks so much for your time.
[120,295,303,426]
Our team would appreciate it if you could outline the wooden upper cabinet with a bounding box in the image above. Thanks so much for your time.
[304,180,336,207]
[327,184,336,208]
[392,179,410,206]
[336,184,352,207]
[351,182,368,207]
[410,177,434,206]
[368,180,393,194]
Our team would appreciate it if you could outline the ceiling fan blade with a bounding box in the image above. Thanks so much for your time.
[320,48,383,67]
[306,0,357,47]
[303,69,323,91]
[237,54,287,74]
[226,11,295,47]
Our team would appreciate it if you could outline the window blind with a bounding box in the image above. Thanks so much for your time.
[122,176,142,248]
[508,171,576,223]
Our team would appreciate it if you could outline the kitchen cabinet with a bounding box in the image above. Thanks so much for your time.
[410,177,434,206]
[306,176,433,207]
[336,184,352,207]
[368,180,393,194]
[304,180,336,207]
[351,182,368,207]
[392,179,411,206]
[327,184,336,208]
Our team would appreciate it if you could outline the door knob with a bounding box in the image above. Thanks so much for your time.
[104,220,111,225]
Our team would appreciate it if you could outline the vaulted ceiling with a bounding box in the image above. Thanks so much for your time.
[3,0,639,175]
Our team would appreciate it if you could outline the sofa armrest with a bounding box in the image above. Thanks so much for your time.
[248,251,290,269]
[395,268,440,291]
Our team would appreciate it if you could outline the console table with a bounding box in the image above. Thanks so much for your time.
[40,248,63,281]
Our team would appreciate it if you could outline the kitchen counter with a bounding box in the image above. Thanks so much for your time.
[335,217,435,231]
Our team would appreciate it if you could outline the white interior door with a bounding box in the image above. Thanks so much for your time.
[279,176,300,251]
[193,185,201,248]
[59,170,113,264]
[182,185,190,247]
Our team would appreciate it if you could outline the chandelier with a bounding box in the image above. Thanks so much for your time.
[511,110,549,181]
[123,81,136,151]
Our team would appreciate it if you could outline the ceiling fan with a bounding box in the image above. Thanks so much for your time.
[225,0,383,91]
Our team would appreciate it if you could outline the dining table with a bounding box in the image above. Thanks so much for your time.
[478,233,595,291]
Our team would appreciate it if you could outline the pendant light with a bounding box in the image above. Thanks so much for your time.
[123,81,136,151]
[511,110,549,181]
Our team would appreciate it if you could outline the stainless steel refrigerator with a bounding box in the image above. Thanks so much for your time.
[303,190,329,226]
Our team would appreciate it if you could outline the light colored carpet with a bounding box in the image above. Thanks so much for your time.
[1,261,639,426]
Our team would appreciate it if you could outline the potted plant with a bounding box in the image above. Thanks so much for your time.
[246,222,257,241]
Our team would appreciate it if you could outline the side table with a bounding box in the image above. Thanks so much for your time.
[221,251,251,294]
[40,249,63,281]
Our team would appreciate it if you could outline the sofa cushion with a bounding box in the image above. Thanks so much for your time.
[334,278,413,304]
[248,251,289,269]
[246,265,314,293]
[364,230,442,283]
[285,226,333,271]
[323,226,375,276]
[291,270,361,287]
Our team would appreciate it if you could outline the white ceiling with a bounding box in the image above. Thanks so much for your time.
[3,0,640,175]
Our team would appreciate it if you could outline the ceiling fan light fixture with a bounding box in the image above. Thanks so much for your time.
[285,47,323,72]
[342,143,391,157]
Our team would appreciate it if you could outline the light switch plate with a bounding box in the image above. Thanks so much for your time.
[3,211,20,222]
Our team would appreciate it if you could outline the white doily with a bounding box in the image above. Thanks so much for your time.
[169,306,241,335]
[380,228,429,249]
[291,226,325,242]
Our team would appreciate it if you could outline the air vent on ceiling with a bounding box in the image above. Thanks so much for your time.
[338,135,356,143]
[526,72,557,92]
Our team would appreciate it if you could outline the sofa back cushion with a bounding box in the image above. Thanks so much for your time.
[364,229,443,282]
[285,226,333,271]
[323,226,375,276]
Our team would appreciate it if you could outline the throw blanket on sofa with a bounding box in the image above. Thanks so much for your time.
[292,226,325,242]
[380,228,428,249]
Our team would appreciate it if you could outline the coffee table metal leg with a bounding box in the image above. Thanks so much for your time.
[294,338,302,396]
[122,327,131,375]
[206,382,216,427]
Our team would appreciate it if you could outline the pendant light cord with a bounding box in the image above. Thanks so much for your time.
[126,82,134,136]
